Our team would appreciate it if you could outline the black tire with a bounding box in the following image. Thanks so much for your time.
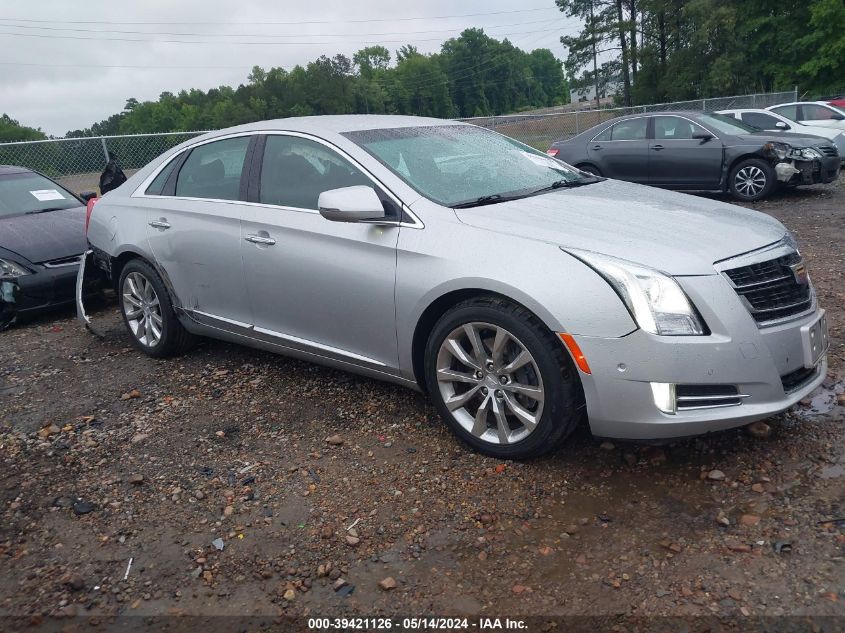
[118,259,195,358]
[424,296,584,459]
[576,164,602,177]
[729,158,775,202]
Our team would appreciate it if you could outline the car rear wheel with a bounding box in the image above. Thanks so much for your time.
[424,296,583,459]
[576,164,602,177]
[729,158,775,201]
[118,259,195,358]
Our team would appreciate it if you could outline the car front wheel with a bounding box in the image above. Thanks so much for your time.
[729,158,775,201]
[424,296,583,459]
[118,259,195,358]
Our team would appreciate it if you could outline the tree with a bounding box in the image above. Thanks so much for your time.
[0,114,47,142]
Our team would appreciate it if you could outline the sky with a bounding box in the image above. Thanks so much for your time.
[0,0,583,137]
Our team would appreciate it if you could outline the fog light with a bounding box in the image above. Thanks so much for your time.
[650,382,676,415]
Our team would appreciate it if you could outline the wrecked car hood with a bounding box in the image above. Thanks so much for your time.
[0,206,86,265]
[454,179,786,275]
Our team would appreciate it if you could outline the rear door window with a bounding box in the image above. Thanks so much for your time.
[771,105,798,121]
[175,136,251,201]
[595,118,647,141]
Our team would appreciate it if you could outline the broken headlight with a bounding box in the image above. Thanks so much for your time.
[764,142,822,161]
[0,258,30,278]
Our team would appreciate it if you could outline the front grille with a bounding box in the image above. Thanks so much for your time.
[676,384,748,411]
[817,145,839,158]
[723,251,812,324]
[42,255,82,268]
[781,366,818,393]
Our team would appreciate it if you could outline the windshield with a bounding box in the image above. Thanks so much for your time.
[697,113,759,135]
[0,172,80,218]
[343,125,588,207]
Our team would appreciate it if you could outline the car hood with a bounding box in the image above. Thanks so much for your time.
[0,206,86,265]
[454,179,786,275]
[743,131,831,147]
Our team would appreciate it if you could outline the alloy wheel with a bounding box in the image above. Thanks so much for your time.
[435,322,545,445]
[122,271,163,347]
[734,165,767,197]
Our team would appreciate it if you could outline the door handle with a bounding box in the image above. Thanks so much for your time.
[651,145,665,151]
[592,145,602,150]
[245,234,276,246]
[149,220,171,229]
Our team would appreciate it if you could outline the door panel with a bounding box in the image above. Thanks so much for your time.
[648,116,723,188]
[588,117,649,182]
[240,134,400,368]
[145,135,253,326]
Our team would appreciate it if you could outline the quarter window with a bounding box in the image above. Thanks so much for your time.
[653,116,707,140]
[145,155,179,195]
[175,136,251,201]
[259,135,372,209]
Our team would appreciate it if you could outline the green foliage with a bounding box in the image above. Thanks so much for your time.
[559,0,845,105]
[0,114,47,142]
[65,30,568,136]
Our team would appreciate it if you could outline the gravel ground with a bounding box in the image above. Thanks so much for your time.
[1,181,844,630]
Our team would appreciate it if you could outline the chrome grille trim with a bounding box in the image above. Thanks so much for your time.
[717,246,814,326]
[42,254,82,269]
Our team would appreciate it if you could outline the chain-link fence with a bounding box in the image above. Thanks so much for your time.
[0,90,798,193]
[0,131,207,194]
[457,90,799,150]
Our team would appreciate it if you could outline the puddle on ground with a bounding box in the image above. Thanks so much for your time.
[794,374,844,417]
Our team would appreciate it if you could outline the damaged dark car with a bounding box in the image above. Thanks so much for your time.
[546,111,840,201]
[0,165,100,330]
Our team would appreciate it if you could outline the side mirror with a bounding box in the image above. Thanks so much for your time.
[775,121,789,130]
[79,191,98,203]
[831,114,845,121]
[692,132,714,142]
[318,186,385,223]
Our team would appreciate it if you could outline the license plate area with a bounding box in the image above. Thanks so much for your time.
[800,309,829,368]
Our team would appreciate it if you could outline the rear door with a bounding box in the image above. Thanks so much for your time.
[648,116,723,188]
[239,133,400,369]
[586,117,650,182]
[143,134,254,327]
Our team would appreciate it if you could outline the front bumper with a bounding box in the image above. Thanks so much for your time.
[788,154,840,185]
[573,274,827,440]
[1,256,105,326]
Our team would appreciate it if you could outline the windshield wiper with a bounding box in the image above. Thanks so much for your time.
[25,207,66,215]
[527,177,601,196]
[451,193,522,209]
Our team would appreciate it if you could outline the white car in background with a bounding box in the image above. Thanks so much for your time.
[766,102,845,131]
[718,108,845,163]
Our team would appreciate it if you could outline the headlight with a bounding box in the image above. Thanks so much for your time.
[564,249,706,336]
[790,147,823,161]
[764,142,822,161]
[0,258,30,278]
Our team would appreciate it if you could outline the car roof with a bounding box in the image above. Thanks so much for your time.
[198,114,464,140]
[768,101,836,107]
[0,165,34,176]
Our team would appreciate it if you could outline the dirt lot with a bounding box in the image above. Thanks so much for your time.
[1,181,844,631]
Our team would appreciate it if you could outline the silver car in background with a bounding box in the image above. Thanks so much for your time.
[79,116,829,459]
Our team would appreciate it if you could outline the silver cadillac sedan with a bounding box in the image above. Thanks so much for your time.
[78,115,828,459]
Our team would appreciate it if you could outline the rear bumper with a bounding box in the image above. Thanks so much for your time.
[573,274,828,440]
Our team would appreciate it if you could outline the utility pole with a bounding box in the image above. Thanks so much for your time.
[590,0,600,110]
